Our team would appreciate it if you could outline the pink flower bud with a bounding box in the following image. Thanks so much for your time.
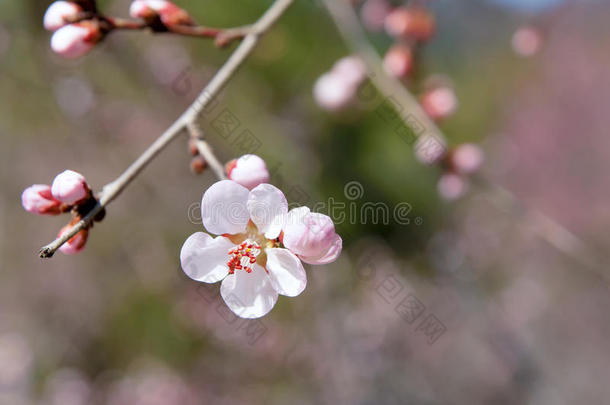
[50,22,101,59]
[51,170,90,205]
[452,143,484,174]
[438,173,468,201]
[360,0,392,32]
[282,207,342,265]
[44,1,83,31]
[333,56,367,87]
[226,155,270,190]
[129,0,193,26]
[383,44,413,79]
[421,86,458,121]
[384,7,435,42]
[512,26,542,57]
[57,224,88,255]
[313,72,357,111]
[21,185,63,215]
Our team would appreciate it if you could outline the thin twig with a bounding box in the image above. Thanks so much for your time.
[186,122,227,180]
[39,0,294,258]
[321,0,610,279]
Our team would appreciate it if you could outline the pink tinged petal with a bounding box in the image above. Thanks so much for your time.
[313,72,357,111]
[220,264,278,319]
[44,1,82,31]
[438,173,468,201]
[247,184,287,239]
[21,184,62,215]
[282,207,342,265]
[265,248,307,297]
[201,180,250,236]
[332,56,367,87]
[227,154,270,190]
[452,143,484,174]
[299,233,342,265]
[50,24,96,59]
[180,232,234,283]
[57,225,88,255]
[51,170,89,205]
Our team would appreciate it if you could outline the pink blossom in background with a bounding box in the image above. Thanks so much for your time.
[512,26,543,57]
[51,170,90,205]
[438,173,468,201]
[226,154,270,190]
[383,44,413,79]
[181,180,341,318]
[313,55,367,111]
[452,143,484,174]
[129,0,194,26]
[421,86,459,121]
[21,184,63,215]
[50,22,100,59]
[360,0,392,32]
[44,1,83,31]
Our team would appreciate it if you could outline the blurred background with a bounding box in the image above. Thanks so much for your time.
[2,0,610,403]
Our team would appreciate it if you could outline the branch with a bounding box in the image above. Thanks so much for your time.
[187,122,227,180]
[39,0,294,258]
[321,0,610,279]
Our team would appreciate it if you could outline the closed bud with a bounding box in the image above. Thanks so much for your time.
[438,173,468,201]
[50,21,102,59]
[188,138,199,156]
[21,185,63,215]
[57,224,88,255]
[360,0,392,32]
[313,72,358,111]
[190,155,207,174]
[129,0,193,26]
[226,154,270,190]
[44,1,83,31]
[384,7,435,42]
[51,170,90,205]
[451,143,484,174]
[421,86,458,121]
[383,44,414,79]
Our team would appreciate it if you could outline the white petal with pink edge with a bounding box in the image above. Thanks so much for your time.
[247,184,287,239]
[265,248,307,297]
[180,232,234,283]
[201,180,250,236]
[220,264,278,319]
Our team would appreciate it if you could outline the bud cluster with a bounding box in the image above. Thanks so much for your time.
[22,170,101,254]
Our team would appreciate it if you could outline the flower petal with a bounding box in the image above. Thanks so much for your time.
[201,180,250,236]
[180,232,234,283]
[247,184,287,239]
[299,233,343,265]
[220,264,278,319]
[265,248,307,297]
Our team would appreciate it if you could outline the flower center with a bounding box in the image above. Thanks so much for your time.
[227,239,261,275]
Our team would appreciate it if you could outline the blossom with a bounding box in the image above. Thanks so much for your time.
[383,44,413,79]
[21,185,63,215]
[313,56,367,111]
[226,155,270,190]
[180,180,342,318]
[437,173,468,201]
[50,22,101,59]
[57,224,88,255]
[451,143,484,174]
[512,26,542,57]
[43,1,83,31]
[421,86,458,121]
[360,0,392,32]
[384,7,435,42]
[51,170,90,205]
[129,0,193,26]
